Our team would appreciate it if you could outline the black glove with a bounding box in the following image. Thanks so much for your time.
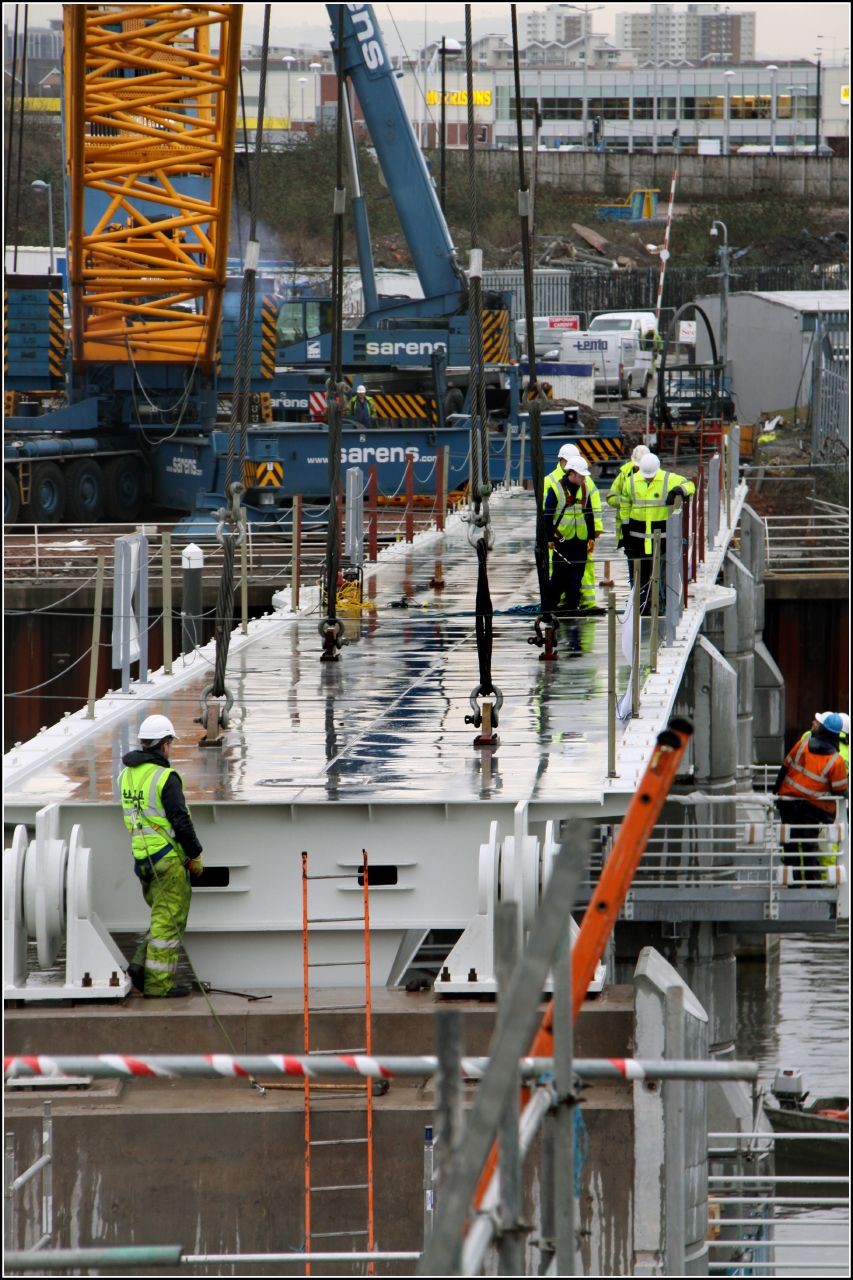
[667,486,684,506]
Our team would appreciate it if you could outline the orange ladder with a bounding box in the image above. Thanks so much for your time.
[301,849,376,1275]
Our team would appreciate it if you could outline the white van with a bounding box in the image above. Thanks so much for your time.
[588,311,658,341]
[557,331,641,397]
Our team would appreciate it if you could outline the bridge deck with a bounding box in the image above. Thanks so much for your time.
[4,487,740,816]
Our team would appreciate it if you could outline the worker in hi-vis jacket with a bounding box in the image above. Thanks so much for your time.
[618,452,695,614]
[117,714,203,997]
[772,711,848,884]
[543,449,600,617]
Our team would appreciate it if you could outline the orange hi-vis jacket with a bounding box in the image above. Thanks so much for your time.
[778,734,848,816]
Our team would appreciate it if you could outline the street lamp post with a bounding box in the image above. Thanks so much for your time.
[309,62,322,131]
[710,219,729,382]
[298,77,308,131]
[566,3,604,148]
[282,55,295,124]
[722,69,735,156]
[766,64,778,153]
[31,180,54,274]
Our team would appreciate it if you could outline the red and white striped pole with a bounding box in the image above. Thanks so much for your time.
[655,159,679,328]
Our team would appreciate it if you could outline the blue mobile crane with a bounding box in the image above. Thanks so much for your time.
[3,4,604,526]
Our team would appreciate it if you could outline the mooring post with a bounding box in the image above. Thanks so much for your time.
[181,542,203,656]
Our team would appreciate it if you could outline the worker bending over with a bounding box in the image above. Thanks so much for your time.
[607,443,650,585]
[543,448,600,617]
[118,714,204,998]
[618,452,694,614]
[772,711,848,884]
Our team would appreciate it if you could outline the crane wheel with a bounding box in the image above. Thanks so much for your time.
[105,457,146,522]
[66,459,106,523]
[29,462,68,524]
[4,468,21,523]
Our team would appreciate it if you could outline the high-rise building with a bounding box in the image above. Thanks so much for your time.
[616,4,755,65]
[523,5,585,47]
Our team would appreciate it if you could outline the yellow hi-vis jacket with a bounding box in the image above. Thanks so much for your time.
[543,464,603,541]
[606,460,638,539]
[118,761,185,866]
[619,469,695,554]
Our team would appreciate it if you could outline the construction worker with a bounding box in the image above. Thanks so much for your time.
[772,712,848,884]
[543,450,599,617]
[117,714,204,997]
[607,444,649,584]
[347,383,376,427]
[839,713,850,769]
[553,443,604,614]
[619,452,695,614]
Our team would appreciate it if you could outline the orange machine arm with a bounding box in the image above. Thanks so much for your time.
[475,718,694,1207]
[64,4,241,370]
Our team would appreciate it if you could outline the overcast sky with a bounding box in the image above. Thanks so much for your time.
[9,3,850,63]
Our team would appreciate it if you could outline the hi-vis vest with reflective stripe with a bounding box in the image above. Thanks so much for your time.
[620,469,695,553]
[118,762,184,863]
[779,735,848,816]
[543,465,601,540]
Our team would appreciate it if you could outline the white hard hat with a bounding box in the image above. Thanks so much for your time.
[567,456,590,478]
[558,442,581,462]
[639,453,661,479]
[631,444,650,464]
[356,384,367,394]
[138,714,178,744]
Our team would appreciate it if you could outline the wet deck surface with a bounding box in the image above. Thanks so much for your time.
[5,492,632,808]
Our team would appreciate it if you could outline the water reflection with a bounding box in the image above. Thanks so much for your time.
[736,928,849,1271]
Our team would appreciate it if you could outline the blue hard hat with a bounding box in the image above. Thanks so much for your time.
[815,711,843,735]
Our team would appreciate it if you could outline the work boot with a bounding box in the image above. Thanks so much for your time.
[144,983,192,999]
[127,963,145,992]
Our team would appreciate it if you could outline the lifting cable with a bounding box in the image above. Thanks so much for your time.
[199,5,272,741]
[319,6,348,662]
[462,5,502,744]
[510,5,555,657]
[5,5,30,269]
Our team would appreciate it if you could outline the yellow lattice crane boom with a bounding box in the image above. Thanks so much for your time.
[64,4,241,370]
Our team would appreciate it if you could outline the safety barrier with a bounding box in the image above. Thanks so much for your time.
[762,501,849,576]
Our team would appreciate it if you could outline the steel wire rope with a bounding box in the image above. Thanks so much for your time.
[319,7,347,657]
[10,7,29,269]
[4,5,21,240]
[209,7,272,712]
[3,572,98,613]
[462,7,498,730]
[511,6,550,622]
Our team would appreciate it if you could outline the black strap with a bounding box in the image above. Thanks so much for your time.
[475,539,494,697]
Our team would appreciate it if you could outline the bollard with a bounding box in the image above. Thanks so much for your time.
[405,453,414,543]
[599,558,614,588]
[291,495,302,609]
[181,542,204,656]
[161,533,173,674]
[87,556,106,719]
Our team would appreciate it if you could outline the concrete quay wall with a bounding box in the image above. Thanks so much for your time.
[465,150,848,201]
